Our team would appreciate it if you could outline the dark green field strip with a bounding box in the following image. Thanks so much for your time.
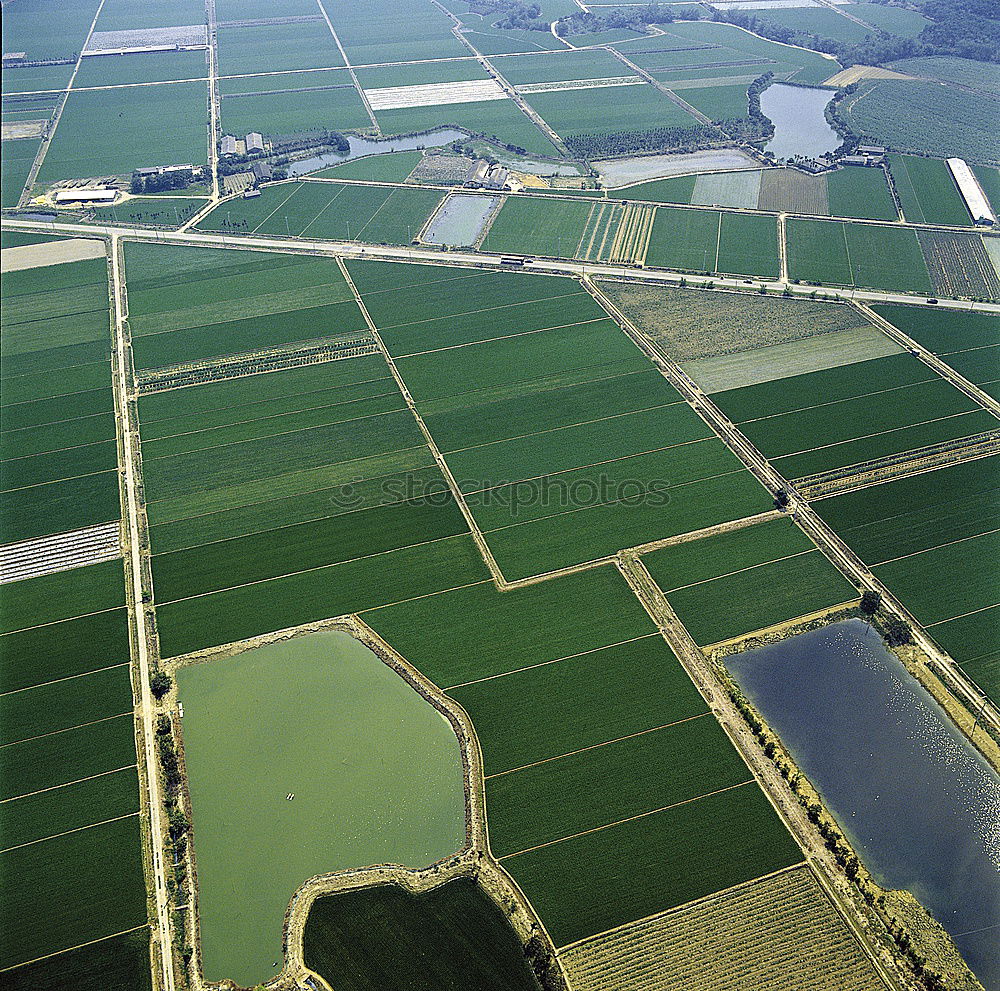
[871,305,1000,354]
[1,440,118,492]
[665,550,858,645]
[449,403,709,495]
[139,375,396,442]
[1,309,111,360]
[141,393,406,461]
[0,469,121,545]
[815,456,1000,563]
[479,196,592,258]
[0,560,125,636]
[425,368,678,454]
[1,259,107,301]
[712,352,936,424]
[0,665,133,748]
[0,411,116,461]
[125,246,355,318]
[0,609,129,695]
[873,529,1000,628]
[151,495,468,603]
[130,299,369,370]
[0,339,110,380]
[354,265,585,331]
[450,635,705,776]
[481,470,771,581]
[1,280,107,326]
[345,259,495,297]
[644,206,721,273]
[1,766,138,851]
[3,928,152,991]
[772,409,998,480]
[716,212,780,279]
[488,717,749,858]
[0,388,114,435]
[138,356,392,424]
[0,713,136,801]
[149,464,447,554]
[141,409,424,501]
[939,346,1000,393]
[0,815,147,970]
[145,444,435,528]
[933,607,1000,701]
[395,319,643,404]
[0,360,111,407]
[739,378,978,460]
[302,878,541,991]
[502,782,802,948]
[156,534,489,658]
[379,294,604,357]
[365,567,655,689]
[644,517,812,592]
[466,439,752,531]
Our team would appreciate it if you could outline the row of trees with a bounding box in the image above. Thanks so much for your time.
[565,124,725,158]
[557,3,676,36]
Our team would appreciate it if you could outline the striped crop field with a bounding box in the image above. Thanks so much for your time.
[346,258,771,581]
[561,864,884,991]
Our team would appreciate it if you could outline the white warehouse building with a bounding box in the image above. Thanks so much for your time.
[947,158,996,227]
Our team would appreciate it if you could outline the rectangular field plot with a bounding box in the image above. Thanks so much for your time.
[872,304,1000,399]
[137,354,488,657]
[480,195,593,257]
[644,516,857,645]
[713,352,996,480]
[645,206,779,277]
[786,218,932,294]
[196,180,443,245]
[888,154,971,227]
[73,49,209,87]
[327,0,467,63]
[815,455,1000,701]
[37,81,208,182]
[1,257,119,545]
[124,242,369,371]
[216,21,344,75]
[347,259,771,579]
[219,71,370,137]
[364,565,801,948]
[915,231,1000,302]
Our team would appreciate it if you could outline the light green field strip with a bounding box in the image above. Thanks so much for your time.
[683,325,904,394]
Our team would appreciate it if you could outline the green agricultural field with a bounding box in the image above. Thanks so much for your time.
[328,0,467,63]
[526,83,700,142]
[216,21,344,75]
[314,150,423,182]
[73,49,209,87]
[677,83,750,121]
[487,715,750,857]
[37,82,208,182]
[480,195,592,257]
[754,8,874,44]
[356,58,490,89]
[303,879,542,991]
[0,138,39,207]
[220,81,371,138]
[498,49,631,85]
[609,174,696,205]
[716,212,780,278]
[449,634,706,774]
[826,167,898,222]
[888,154,972,226]
[502,782,802,947]
[644,206,721,272]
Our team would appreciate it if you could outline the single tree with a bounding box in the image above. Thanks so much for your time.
[860,590,881,620]
[150,671,173,700]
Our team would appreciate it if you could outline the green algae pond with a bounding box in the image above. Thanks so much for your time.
[176,629,466,988]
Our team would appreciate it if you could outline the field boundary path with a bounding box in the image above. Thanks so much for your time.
[617,554,903,991]
[314,0,380,132]
[609,48,713,127]
[206,0,220,201]
[110,234,178,991]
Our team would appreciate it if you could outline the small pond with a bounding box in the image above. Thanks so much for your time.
[287,128,468,176]
[422,193,499,246]
[727,620,1000,989]
[761,82,840,160]
[177,630,466,988]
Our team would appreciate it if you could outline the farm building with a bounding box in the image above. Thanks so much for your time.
[53,187,117,205]
[220,135,238,157]
[252,161,272,183]
[947,158,996,226]
[245,132,265,156]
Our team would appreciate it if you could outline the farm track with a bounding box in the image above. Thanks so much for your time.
[798,429,1000,500]
[608,48,713,127]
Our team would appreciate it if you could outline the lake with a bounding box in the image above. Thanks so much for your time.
[287,128,468,176]
[177,630,466,988]
[761,83,840,160]
[727,620,1000,989]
